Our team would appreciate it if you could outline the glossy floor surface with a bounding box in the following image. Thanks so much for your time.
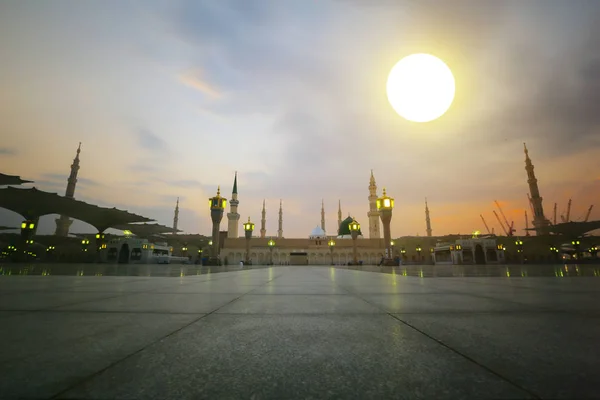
[1,266,599,399]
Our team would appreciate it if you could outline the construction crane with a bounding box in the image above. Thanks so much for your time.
[584,205,594,222]
[525,211,530,236]
[493,210,509,236]
[566,199,572,222]
[553,203,557,225]
[494,200,516,236]
[480,214,492,234]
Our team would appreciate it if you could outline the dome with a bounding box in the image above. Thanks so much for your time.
[338,216,363,237]
[309,225,326,238]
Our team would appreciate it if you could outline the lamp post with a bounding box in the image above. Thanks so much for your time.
[571,240,581,260]
[81,239,90,252]
[390,240,396,259]
[197,249,203,265]
[400,247,406,263]
[182,246,188,258]
[515,239,524,263]
[376,188,395,265]
[243,217,255,265]
[268,238,276,265]
[349,218,360,265]
[328,238,336,265]
[416,246,422,263]
[208,187,227,264]
[549,246,559,262]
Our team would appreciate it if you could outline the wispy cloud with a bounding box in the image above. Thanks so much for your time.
[179,69,221,98]
[136,128,169,153]
[0,147,17,156]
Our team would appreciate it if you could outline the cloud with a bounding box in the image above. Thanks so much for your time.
[0,147,17,156]
[39,173,100,187]
[136,128,169,153]
[179,69,221,98]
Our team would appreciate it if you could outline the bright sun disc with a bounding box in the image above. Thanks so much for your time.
[386,53,455,123]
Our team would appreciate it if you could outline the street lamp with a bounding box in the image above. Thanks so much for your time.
[376,188,394,265]
[268,238,276,265]
[348,218,360,265]
[243,217,255,265]
[390,240,395,258]
[197,249,203,265]
[182,246,188,258]
[515,239,524,263]
[328,239,336,265]
[416,245,422,262]
[208,187,227,263]
[81,239,90,252]
[571,240,581,259]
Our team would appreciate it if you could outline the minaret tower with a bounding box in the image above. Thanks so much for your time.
[425,198,432,237]
[54,142,81,237]
[278,199,283,239]
[524,143,550,235]
[227,172,240,238]
[337,200,342,231]
[173,197,180,234]
[321,199,326,233]
[260,199,266,238]
[367,170,381,239]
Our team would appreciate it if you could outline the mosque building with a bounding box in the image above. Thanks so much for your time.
[219,171,389,265]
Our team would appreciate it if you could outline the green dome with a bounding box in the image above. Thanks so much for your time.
[338,216,363,236]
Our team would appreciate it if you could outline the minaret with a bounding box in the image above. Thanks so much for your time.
[227,172,240,238]
[321,199,326,233]
[337,200,342,231]
[367,170,381,239]
[524,143,550,235]
[260,199,266,238]
[278,199,283,239]
[54,142,81,236]
[425,198,432,237]
[173,197,179,234]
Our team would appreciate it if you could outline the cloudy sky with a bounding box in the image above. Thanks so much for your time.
[1,0,599,237]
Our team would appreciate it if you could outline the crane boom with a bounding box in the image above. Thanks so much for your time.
[494,200,514,235]
[584,205,594,222]
[493,210,509,236]
[553,203,557,225]
[480,214,491,234]
[566,198,572,222]
[525,210,530,236]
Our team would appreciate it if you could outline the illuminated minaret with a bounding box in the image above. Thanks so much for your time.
[367,170,381,239]
[227,172,240,238]
[54,142,81,236]
[260,199,266,238]
[337,200,342,231]
[278,199,283,239]
[321,199,326,233]
[173,197,179,234]
[425,198,432,237]
[524,143,550,235]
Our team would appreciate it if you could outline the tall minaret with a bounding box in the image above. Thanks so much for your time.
[227,172,240,238]
[367,170,381,239]
[425,198,432,237]
[173,197,180,234]
[278,199,283,239]
[260,199,266,238]
[321,199,326,233]
[337,200,342,231]
[524,143,550,235]
[54,142,81,236]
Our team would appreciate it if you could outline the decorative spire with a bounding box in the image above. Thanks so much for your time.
[383,187,387,196]
[337,199,342,230]
[173,197,180,234]
[278,199,283,239]
[55,142,82,236]
[217,186,221,196]
[260,199,266,238]
[232,171,238,195]
[425,197,432,237]
[321,199,326,232]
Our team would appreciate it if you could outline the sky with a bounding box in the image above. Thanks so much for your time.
[1,0,599,238]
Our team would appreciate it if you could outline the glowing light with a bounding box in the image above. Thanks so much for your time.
[386,54,455,123]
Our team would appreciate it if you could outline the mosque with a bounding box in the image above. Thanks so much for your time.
[219,171,392,265]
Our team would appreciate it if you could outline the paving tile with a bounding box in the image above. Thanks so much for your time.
[59,314,531,400]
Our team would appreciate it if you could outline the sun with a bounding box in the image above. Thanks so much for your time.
[386,54,455,123]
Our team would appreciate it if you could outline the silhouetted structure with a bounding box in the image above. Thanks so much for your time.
[524,143,551,235]
[55,143,81,237]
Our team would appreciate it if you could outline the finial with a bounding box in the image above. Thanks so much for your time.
[77,142,81,153]
[217,186,221,196]
[383,187,387,196]
[176,197,179,206]
[523,142,528,153]
[247,216,251,222]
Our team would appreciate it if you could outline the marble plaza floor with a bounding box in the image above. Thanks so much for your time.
[1,266,599,399]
